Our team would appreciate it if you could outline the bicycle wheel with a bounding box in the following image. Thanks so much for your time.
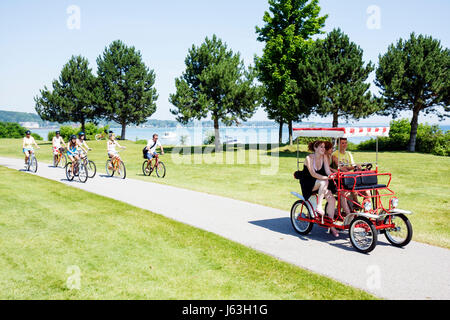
[349,217,377,254]
[87,160,97,178]
[78,162,88,183]
[384,214,413,248]
[53,154,59,167]
[30,156,38,173]
[105,160,114,177]
[291,200,314,235]
[65,162,74,181]
[117,161,126,179]
[142,160,151,176]
[156,161,166,178]
[95,134,102,141]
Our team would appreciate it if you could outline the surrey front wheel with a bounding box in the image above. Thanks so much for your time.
[384,214,413,247]
[349,217,377,253]
[290,200,314,235]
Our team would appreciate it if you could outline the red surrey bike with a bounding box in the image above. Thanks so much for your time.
[290,127,413,254]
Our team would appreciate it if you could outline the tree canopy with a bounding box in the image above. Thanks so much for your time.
[35,55,99,132]
[376,33,450,151]
[96,40,158,140]
[302,28,378,127]
[255,0,327,144]
[170,35,260,151]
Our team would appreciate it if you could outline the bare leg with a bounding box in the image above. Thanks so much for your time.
[313,179,329,223]
[325,191,339,237]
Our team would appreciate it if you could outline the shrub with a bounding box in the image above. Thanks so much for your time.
[357,119,449,156]
[0,122,42,140]
[47,123,110,141]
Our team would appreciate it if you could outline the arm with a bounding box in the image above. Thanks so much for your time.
[22,138,26,149]
[324,155,332,176]
[160,145,164,155]
[33,137,40,149]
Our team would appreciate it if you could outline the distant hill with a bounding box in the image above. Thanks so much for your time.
[0,110,43,123]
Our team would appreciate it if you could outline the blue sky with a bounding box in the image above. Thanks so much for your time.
[1,0,449,124]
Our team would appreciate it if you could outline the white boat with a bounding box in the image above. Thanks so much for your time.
[163,132,177,139]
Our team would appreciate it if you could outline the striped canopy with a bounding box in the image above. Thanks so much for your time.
[293,127,390,138]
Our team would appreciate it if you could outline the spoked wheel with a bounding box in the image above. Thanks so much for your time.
[116,161,126,179]
[86,160,97,178]
[105,160,114,177]
[77,162,88,183]
[142,160,153,176]
[384,214,413,247]
[65,162,74,181]
[156,161,166,178]
[290,200,314,235]
[95,134,102,141]
[29,156,38,173]
[349,217,377,253]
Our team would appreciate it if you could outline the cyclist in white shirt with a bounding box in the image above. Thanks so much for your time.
[52,131,67,162]
[144,134,164,171]
[22,130,40,166]
[107,132,126,169]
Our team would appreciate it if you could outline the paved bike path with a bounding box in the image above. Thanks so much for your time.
[1,156,449,300]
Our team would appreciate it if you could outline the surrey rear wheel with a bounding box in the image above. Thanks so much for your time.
[349,217,377,253]
[384,214,413,247]
[290,200,314,235]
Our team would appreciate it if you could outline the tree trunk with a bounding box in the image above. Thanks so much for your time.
[332,112,339,128]
[408,108,420,152]
[121,123,126,140]
[81,119,86,134]
[278,119,284,145]
[213,117,221,152]
[288,120,293,146]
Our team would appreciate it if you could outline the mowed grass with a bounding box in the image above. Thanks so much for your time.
[1,138,449,248]
[0,166,375,299]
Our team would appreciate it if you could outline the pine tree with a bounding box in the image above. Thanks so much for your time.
[302,28,378,127]
[255,0,327,144]
[35,55,100,132]
[170,35,260,152]
[376,33,450,151]
[97,40,158,140]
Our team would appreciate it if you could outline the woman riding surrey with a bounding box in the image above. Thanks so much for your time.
[299,140,339,237]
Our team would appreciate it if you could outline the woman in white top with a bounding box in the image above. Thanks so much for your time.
[52,131,66,161]
[107,133,126,167]
[22,130,40,165]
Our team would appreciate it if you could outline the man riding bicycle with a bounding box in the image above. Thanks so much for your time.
[144,134,164,171]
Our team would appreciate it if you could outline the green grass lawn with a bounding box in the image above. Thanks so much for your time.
[1,138,449,248]
[0,166,375,299]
